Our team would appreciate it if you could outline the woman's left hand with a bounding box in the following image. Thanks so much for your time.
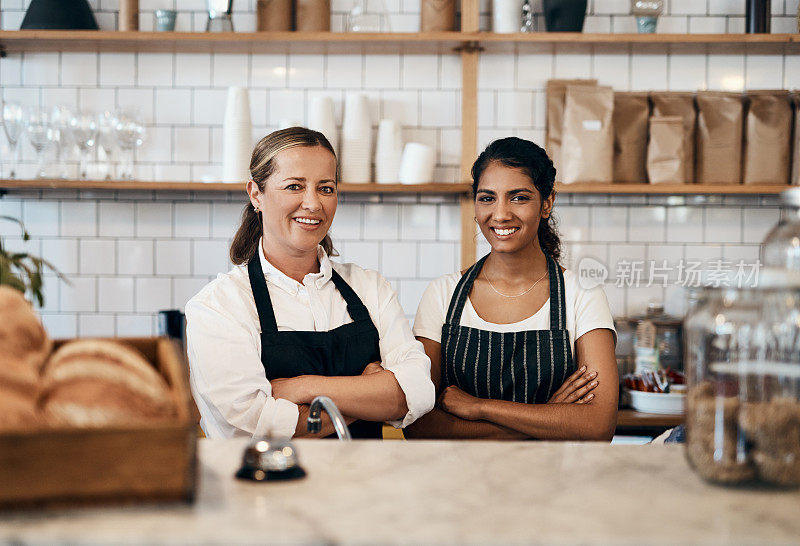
[439,385,483,421]
[271,376,319,405]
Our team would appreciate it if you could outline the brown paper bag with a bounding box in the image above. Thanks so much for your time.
[561,85,614,184]
[696,91,744,185]
[296,0,331,31]
[743,90,792,185]
[545,79,597,182]
[613,92,649,183]
[790,92,799,186]
[647,116,685,184]
[650,92,696,183]
[257,0,293,31]
[421,0,456,31]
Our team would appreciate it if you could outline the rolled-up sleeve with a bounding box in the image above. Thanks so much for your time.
[186,286,299,439]
[372,276,436,428]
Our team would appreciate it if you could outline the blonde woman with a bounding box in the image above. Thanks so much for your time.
[186,127,435,439]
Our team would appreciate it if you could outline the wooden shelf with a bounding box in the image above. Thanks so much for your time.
[0,30,470,55]
[0,178,471,194]
[1,179,790,195]
[1,30,797,56]
[616,409,684,429]
[555,183,791,195]
[480,32,799,44]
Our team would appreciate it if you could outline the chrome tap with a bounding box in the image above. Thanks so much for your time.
[307,396,351,441]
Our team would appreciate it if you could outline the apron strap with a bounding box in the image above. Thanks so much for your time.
[445,254,489,325]
[547,254,568,331]
[248,255,280,334]
[330,269,371,322]
[249,256,374,332]
[446,253,568,331]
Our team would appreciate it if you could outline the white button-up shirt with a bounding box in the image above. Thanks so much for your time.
[186,242,435,439]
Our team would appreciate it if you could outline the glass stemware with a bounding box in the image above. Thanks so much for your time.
[25,108,54,179]
[2,102,24,179]
[69,112,98,180]
[113,112,145,180]
[50,106,74,179]
[346,0,386,31]
[97,111,117,180]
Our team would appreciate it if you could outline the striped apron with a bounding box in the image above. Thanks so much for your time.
[440,253,575,404]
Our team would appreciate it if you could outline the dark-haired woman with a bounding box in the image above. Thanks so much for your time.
[406,137,617,440]
[186,127,435,439]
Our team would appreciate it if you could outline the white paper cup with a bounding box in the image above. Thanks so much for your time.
[398,142,436,184]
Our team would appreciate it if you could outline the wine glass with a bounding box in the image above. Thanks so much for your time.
[97,111,117,180]
[2,102,24,179]
[50,105,74,179]
[113,112,145,180]
[69,112,98,180]
[25,108,54,179]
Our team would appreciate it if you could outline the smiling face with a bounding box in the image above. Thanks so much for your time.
[475,161,554,254]
[249,145,338,259]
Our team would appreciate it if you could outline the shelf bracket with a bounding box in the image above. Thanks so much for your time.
[454,41,483,54]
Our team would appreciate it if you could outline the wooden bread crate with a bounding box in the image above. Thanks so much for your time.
[0,337,197,508]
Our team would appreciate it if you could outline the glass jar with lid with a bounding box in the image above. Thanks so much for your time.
[683,286,800,487]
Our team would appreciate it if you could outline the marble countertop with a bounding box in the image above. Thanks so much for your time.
[2,439,799,545]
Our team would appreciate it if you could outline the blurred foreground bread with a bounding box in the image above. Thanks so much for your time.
[0,286,51,429]
[41,339,176,427]
[0,286,52,388]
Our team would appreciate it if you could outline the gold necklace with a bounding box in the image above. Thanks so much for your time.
[482,267,548,298]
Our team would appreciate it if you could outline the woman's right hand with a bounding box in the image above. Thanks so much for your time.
[548,365,599,404]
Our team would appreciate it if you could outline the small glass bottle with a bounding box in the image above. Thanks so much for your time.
[631,0,663,33]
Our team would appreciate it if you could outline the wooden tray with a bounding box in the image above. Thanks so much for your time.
[0,337,197,508]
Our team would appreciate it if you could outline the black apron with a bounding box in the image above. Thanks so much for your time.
[248,255,383,439]
[440,253,575,404]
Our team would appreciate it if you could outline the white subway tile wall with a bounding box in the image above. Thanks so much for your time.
[1,190,778,334]
[0,3,794,335]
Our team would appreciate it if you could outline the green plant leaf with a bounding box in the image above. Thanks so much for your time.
[0,215,67,306]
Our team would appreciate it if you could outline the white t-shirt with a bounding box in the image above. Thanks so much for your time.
[413,268,616,354]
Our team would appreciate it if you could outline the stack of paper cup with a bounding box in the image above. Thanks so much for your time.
[493,0,525,32]
[223,86,252,183]
[309,96,338,156]
[341,94,372,183]
[398,143,436,184]
[374,119,403,184]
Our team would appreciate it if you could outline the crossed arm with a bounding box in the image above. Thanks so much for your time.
[274,362,409,437]
[403,328,618,441]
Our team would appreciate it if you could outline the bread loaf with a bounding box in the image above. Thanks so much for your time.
[0,286,50,430]
[0,379,41,429]
[41,339,176,427]
[0,286,52,389]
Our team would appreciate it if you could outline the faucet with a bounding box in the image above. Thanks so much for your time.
[307,396,351,441]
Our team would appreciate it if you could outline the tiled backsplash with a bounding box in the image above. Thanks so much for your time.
[0,1,795,336]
